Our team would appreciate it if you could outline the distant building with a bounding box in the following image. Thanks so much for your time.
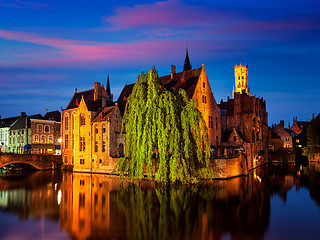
[7,111,61,154]
[0,115,20,152]
[118,50,221,147]
[61,79,124,172]
[269,120,293,151]
[289,115,313,135]
[218,64,268,167]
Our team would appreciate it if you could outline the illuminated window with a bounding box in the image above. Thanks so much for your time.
[41,135,46,143]
[80,137,85,151]
[37,124,43,133]
[80,115,85,126]
[48,135,53,143]
[65,135,69,149]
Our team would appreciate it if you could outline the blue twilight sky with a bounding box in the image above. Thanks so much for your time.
[0,0,319,126]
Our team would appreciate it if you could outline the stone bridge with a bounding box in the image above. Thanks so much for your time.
[0,154,62,170]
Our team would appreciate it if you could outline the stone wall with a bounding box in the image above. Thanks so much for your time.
[212,154,249,179]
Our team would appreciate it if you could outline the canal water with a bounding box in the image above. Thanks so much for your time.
[0,163,320,240]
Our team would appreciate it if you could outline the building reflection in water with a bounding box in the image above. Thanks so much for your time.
[59,165,297,240]
[1,163,319,239]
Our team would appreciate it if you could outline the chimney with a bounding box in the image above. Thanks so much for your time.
[312,113,315,120]
[280,120,284,128]
[94,82,100,101]
[21,112,26,117]
[171,65,176,79]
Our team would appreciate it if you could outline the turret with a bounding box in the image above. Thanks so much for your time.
[183,48,192,72]
[232,63,250,98]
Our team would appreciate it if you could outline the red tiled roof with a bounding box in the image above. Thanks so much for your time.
[117,67,203,115]
[92,106,115,122]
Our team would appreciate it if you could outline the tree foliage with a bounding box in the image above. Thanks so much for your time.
[113,67,213,182]
[303,113,320,158]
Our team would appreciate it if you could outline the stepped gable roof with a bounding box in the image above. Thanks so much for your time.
[43,110,61,122]
[66,89,94,110]
[117,67,203,115]
[0,116,20,128]
[93,106,115,122]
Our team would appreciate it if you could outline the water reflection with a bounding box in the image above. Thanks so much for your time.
[1,163,320,239]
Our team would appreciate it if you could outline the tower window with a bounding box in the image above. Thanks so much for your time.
[209,116,213,128]
[203,82,205,88]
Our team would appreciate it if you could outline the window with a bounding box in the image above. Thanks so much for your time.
[64,156,68,164]
[80,158,85,164]
[95,141,98,152]
[65,135,69,149]
[21,130,24,134]
[33,135,39,143]
[202,95,207,104]
[72,134,74,149]
[102,127,106,134]
[102,141,106,152]
[41,135,46,143]
[37,124,43,133]
[220,110,226,115]
[233,136,237,142]
[209,116,213,129]
[48,135,53,143]
[80,115,85,126]
[80,180,85,186]
[95,128,98,134]
[65,116,69,130]
[80,137,85,151]
[17,136,20,143]
[216,117,218,129]
[99,159,102,163]
[44,125,50,133]
[203,82,205,88]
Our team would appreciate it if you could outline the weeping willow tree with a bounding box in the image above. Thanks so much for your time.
[113,67,213,183]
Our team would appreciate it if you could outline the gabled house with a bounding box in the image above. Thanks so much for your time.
[0,115,20,152]
[117,51,221,147]
[61,80,124,172]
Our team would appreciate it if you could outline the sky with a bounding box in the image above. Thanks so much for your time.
[0,0,319,125]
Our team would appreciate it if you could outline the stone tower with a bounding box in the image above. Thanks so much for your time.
[232,63,250,98]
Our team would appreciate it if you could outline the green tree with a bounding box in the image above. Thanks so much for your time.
[113,67,213,183]
[303,113,320,158]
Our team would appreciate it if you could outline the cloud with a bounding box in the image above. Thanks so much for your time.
[0,0,52,9]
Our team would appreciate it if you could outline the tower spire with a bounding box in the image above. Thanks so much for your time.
[106,75,113,102]
[183,47,192,72]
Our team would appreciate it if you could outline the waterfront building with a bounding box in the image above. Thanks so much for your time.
[218,64,268,168]
[0,115,20,152]
[269,120,293,150]
[289,116,312,135]
[118,50,221,147]
[8,111,61,154]
[61,80,124,172]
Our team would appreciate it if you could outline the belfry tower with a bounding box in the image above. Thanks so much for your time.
[232,63,250,98]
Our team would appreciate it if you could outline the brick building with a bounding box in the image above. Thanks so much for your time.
[61,79,125,172]
[117,50,221,147]
[218,64,268,168]
[270,120,293,150]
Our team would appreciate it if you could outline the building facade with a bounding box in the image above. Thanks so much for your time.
[0,116,20,152]
[219,64,268,168]
[118,51,221,147]
[61,80,124,172]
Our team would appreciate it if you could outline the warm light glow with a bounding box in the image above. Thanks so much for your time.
[57,189,62,205]
[58,138,62,143]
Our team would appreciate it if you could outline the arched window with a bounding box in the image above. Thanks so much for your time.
[80,114,85,126]
[64,115,69,130]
